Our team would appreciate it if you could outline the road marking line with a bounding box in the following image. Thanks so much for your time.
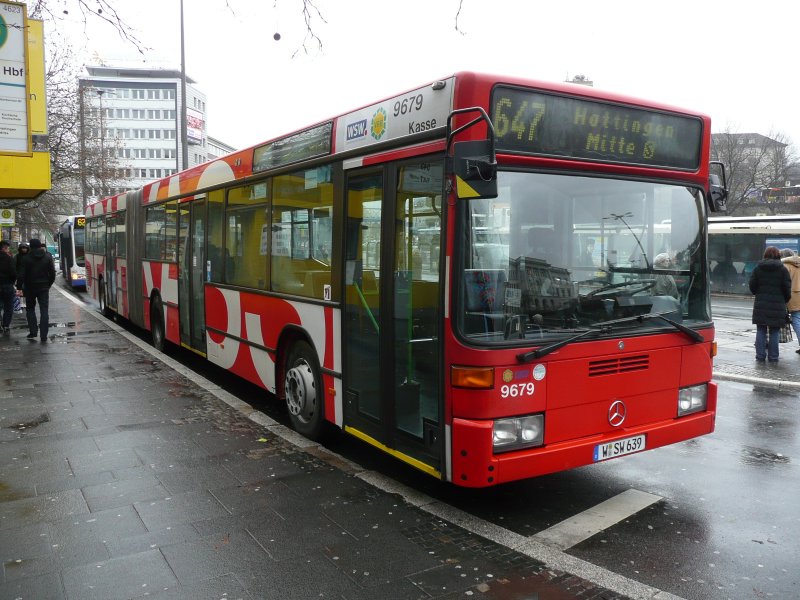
[531,488,661,550]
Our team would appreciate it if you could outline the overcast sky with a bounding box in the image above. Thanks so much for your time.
[58,0,799,153]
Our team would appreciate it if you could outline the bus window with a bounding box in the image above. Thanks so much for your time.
[74,225,86,267]
[145,204,166,259]
[225,183,269,289]
[207,189,224,282]
[271,168,333,298]
[164,201,178,262]
[311,207,332,264]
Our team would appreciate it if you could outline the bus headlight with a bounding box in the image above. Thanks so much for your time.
[677,384,707,416]
[492,414,544,453]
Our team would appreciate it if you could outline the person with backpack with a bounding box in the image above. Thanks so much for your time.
[16,238,56,342]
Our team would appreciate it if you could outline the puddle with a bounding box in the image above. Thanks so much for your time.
[740,445,791,466]
[3,558,29,571]
[0,481,28,502]
[52,329,111,337]
[9,413,50,431]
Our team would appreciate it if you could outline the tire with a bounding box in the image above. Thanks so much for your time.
[98,279,112,318]
[150,296,166,352]
[284,340,325,440]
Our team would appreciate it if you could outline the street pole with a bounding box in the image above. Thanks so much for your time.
[79,85,88,214]
[180,0,189,172]
[97,89,105,199]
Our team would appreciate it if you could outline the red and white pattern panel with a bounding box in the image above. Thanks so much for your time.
[205,287,343,427]
[142,261,180,342]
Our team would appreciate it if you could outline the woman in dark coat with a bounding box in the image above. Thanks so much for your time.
[749,246,792,362]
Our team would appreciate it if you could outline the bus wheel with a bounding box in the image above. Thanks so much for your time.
[150,296,166,352]
[98,280,111,318]
[284,340,325,440]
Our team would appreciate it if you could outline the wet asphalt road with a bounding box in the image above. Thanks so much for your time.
[56,286,800,600]
[313,378,800,600]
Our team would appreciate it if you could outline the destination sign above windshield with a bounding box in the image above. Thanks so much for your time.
[491,86,702,170]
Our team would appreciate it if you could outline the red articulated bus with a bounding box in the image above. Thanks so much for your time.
[85,72,727,487]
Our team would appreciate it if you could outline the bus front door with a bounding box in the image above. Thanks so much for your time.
[343,163,443,480]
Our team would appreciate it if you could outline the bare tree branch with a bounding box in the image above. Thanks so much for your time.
[26,0,147,54]
[290,0,326,58]
[712,128,797,216]
[455,0,466,34]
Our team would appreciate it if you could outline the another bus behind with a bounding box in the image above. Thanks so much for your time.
[58,215,86,289]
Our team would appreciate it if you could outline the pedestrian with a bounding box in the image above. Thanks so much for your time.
[749,246,791,363]
[14,242,29,311]
[15,238,56,342]
[652,253,679,298]
[0,240,16,335]
[780,248,800,354]
[579,238,596,266]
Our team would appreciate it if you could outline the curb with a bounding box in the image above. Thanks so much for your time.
[712,370,800,391]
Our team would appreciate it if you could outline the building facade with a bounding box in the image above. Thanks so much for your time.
[78,66,218,205]
[207,136,236,161]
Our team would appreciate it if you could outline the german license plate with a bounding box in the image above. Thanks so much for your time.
[593,434,646,462]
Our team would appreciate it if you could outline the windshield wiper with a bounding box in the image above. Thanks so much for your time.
[515,311,703,364]
[646,312,705,343]
[597,311,703,342]
[517,326,611,363]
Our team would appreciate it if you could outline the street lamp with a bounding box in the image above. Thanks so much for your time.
[179,0,188,172]
[97,89,105,198]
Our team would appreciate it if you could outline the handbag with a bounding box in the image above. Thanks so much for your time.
[780,323,793,343]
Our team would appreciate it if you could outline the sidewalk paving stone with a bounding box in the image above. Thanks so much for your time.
[61,549,179,600]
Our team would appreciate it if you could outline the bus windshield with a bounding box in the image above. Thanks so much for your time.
[74,228,86,267]
[457,171,710,344]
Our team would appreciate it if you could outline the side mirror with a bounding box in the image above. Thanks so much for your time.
[452,139,498,199]
[708,162,728,212]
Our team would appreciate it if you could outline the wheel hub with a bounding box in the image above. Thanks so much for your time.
[285,361,316,422]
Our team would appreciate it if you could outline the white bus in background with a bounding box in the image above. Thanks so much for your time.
[57,215,87,289]
[708,215,800,295]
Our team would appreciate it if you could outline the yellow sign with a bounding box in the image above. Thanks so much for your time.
[0,151,50,198]
[0,6,50,199]
[27,19,45,136]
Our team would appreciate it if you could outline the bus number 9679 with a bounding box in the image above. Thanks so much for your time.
[500,383,535,398]
[394,94,423,116]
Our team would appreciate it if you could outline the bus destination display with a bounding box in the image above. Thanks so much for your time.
[491,86,702,170]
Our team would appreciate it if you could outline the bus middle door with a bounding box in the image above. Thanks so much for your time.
[178,200,207,353]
